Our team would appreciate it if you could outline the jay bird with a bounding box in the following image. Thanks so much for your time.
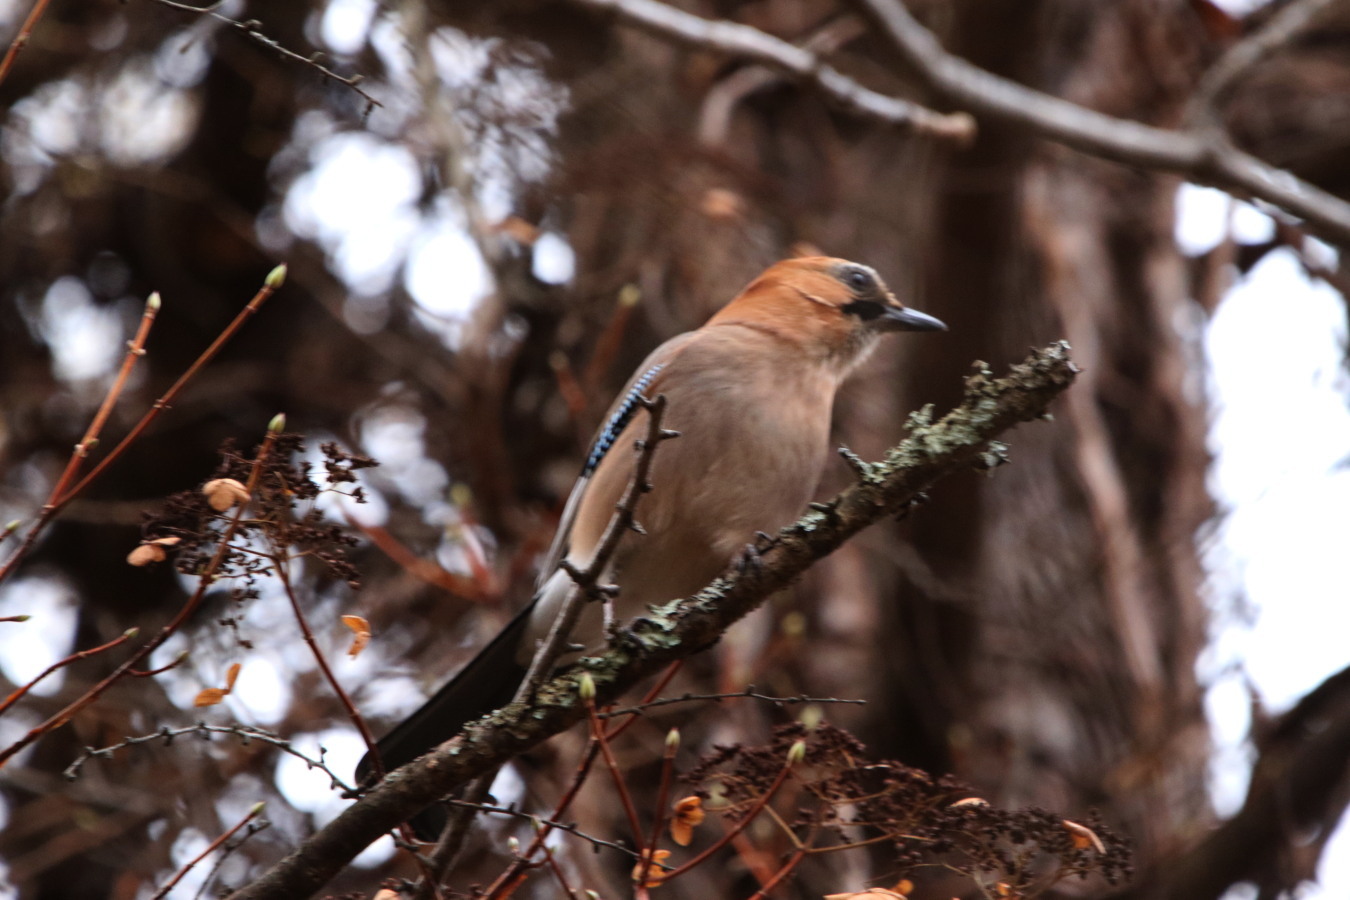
[359,256,945,791]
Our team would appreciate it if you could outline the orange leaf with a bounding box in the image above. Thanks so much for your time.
[342,615,372,658]
[670,796,705,846]
[631,848,671,888]
[224,662,241,691]
[194,688,228,707]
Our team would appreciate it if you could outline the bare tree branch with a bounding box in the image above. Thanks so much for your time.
[226,342,1079,900]
[567,0,975,143]
[1118,663,1350,900]
[570,0,1350,247]
[1185,0,1349,127]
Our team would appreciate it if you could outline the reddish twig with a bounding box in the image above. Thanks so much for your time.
[730,828,781,890]
[0,420,283,768]
[660,743,800,881]
[533,822,581,900]
[635,728,681,889]
[482,662,683,900]
[0,628,139,717]
[585,689,647,851]
[150,801,267,900]
[0,267,284,588]
[452,490,500,598]
[48,293,161,507]
[0,292,158,583]
[0,0,53,87]
[342,514,488,602]
[744,842,810,899]
[273,556,380,766]
[129,652,189,677]
[549,351,591,447]
[582,285,640,392]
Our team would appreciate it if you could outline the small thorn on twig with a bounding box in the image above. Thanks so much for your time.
[808,500,841,526]
[753,530,778,552]
[628,521,647,535]
[659,429,681,440]
[838,446,872,479]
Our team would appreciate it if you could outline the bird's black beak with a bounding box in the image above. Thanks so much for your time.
[879,306,947,333]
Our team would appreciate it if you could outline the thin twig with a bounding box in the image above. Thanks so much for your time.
[598,688,866,719]
[1185,0,1348,127]
[445,799,639,858]
[516,393,675,700]
[148,0,382,116]
[535,821,581,900]
[0,421,283,768]
[151,802,267,900]
[192,815,272,900]
[64,723,353,793]
[274,555,380,767]
[342,513,489,603]
[412,775,486,900]
[586,694,647,851]
[0,0,53,87]
[570,0,973,143]
[659,749,798,882]
[0,267,284,587]
[636,729,680,889]
[45,293,161,510]
[852,0,1350,245]
[571,0,1350,246]
[224,343,1079,900]
[744,842,810,899]
[482,662,683,899]
[0,628,139,717]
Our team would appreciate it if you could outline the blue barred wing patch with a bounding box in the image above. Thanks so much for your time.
[583,364,664,475]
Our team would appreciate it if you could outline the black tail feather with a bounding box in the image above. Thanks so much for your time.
[356,598,538,835]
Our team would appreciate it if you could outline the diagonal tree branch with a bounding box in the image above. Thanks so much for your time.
[567,0,975,142]
[568,0,1350,248]
[1117,662,1350,900]
[1184,0,1349,127]
[226,342,1079,900]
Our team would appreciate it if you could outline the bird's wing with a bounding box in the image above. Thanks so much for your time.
[535,332,697,586]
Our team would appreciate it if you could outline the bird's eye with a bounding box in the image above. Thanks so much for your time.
[842,266,875,293]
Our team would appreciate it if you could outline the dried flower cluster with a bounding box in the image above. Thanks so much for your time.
[132,436,377,596]
[684,722,1132,898]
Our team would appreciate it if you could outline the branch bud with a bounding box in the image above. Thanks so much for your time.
[264,264,287,289]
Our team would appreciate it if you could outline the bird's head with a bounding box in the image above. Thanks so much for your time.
[708,256,946,372]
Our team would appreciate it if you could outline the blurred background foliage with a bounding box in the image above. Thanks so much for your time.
[1,0,1348,897]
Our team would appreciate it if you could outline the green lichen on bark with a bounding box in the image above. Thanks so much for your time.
[228,342,1079,900]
